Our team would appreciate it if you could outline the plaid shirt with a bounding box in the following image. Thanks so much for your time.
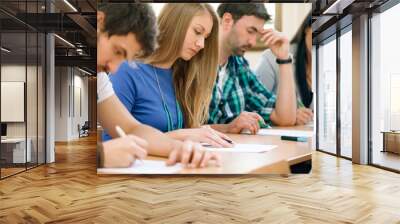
[208,56,277,125]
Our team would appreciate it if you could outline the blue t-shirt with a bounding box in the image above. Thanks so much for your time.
[102,61,183,141]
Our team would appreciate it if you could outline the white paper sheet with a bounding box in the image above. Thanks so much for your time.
[204,144,276,153]
[257,129,314,137]
[97,160,182,174]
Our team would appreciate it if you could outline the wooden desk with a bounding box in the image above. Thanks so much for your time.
[98,126,313,175]
[1,138,32,164]
[382,131,400,154]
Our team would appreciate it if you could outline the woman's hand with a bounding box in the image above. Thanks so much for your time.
[102,135,148,168]
[166,140,221,168]
[173,126,234,148]
[295,108,313,125]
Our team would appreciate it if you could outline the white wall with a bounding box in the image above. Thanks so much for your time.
[1,82,24,122]
[54,66,69,141]
[71,73,89,138]
[280,4,311,41]
[1,64,46,163]
[1,65,28,138]
[54,67,89,141]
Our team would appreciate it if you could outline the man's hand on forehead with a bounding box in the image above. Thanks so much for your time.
[258,28,274,35]
[258,28,290,60]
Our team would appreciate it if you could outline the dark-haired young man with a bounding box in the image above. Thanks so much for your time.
[97,3,219,168]
[208,3,297,134]
[97,3,158,73]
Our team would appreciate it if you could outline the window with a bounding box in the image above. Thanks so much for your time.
[371,2,400,171]
[0,1,47,179]
[317,36,337,154]
[1,30,28,177]
[339,28,352,158]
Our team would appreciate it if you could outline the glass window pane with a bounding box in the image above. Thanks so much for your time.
[1,32,27,177]
[1,1,28,177]
[318,37,337,154]
[38,32,45,165]
[371,3,400,171]
[340,29,352,158]
[1,0,46,178]
[312,45,317,150]
[27,31,38,169]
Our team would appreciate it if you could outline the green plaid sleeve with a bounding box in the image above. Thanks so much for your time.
[243,65,277,125]
[208,84,220,124]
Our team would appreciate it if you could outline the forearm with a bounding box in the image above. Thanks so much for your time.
[273,63,296,126]
[209,124,230,133]
[98,95,178,157]
[129,125,178,157]
[166,129,190,141]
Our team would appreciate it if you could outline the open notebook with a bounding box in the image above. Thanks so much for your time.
[97,160,182,174]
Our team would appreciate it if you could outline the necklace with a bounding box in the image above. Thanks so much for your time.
[152,66,183,131]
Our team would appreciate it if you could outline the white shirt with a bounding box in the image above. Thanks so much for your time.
[97,72,114,103]
[217,63,228,91]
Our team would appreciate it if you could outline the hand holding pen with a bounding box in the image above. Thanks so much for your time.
[295,100,313,125]
[113,125,147,165]
[228,111,266,134]
[180,125,235,148]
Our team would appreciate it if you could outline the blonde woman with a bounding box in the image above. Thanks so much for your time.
[103,3,233,148]
[97,3,220,168]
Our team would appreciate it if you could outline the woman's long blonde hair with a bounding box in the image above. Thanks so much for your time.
[145,3,219,128]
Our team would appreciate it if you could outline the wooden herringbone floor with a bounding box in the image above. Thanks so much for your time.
[0,135,400,224]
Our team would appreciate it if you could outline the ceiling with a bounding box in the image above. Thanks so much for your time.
[1,0,396,74]
[311,0,392,44]
[0,0,96,74]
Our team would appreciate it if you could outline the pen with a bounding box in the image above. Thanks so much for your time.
[115,125,143,164]
[115,125,127,138]
[201,143,213,147]
[281,136,307,142]
[222,137,234,144]
[205,125,235,145]
[258,119,270,129]
[202,138,234,147]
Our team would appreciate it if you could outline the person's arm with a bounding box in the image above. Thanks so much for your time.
[207,59,267,134]
[269,61,297,126]
[99,64,220,167]
[98,95,175,157]
[244,70,277,125]
[165,126,233,148]
[258,29,297,126]
[98,94,222,168]
[99,63,178,157]
[98,134,148,168]
[210,112,264,135]
[207,84,231,133]
[97,121,221,168]
[209,123,230,133]
[255,51,296,126]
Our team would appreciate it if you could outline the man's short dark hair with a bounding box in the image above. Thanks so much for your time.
[98,3,158,57]
[217,3,271,22]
